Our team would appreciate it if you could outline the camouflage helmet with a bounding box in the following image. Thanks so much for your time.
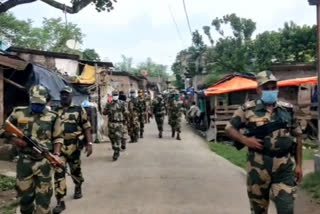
[256,71,277,87]
[29,84,49,104]
[138,90,143,94]
[112,90,119,96]
[60,86,73,94]
[130,89,135,93]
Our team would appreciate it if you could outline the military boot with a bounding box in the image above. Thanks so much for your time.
[121,144,126,151]
[53,201,66,214]
[171,131,175,138]
[176,133,181,141]
[74,185,82,199]
[113,150,120,161]
[159,131,162,138]
[140,131,143,138]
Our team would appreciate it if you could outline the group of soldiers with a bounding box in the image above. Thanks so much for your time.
[103,89,185,161]
[0,85,185,214]
[0,85,93,214]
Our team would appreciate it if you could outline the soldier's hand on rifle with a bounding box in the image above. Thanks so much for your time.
[11,137,27,148]
[85,143,93,157]
[49,153,63,168]
[242,137,263,150]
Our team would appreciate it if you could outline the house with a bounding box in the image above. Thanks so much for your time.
[271,63,316,80]
[204,74,317,141]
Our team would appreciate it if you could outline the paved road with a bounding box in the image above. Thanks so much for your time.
[63,118,252,214]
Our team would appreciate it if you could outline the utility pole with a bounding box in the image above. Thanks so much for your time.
[308,0,320,172]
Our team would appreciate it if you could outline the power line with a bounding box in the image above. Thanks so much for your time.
[168,5,184,46]
[182,0,193,36]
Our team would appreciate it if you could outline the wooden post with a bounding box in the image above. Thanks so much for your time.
[0,69,3,125]
[315,3,320,172]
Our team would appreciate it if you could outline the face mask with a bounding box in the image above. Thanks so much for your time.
[130,93,136,98]
[113,96,119,101]
[261,90,279,104]
[31,103,46,113]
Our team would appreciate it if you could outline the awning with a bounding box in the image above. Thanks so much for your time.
[205,76,318,96]
[73,64,101,84]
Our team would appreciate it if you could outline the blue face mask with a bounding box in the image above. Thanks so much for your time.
[31,104,46,113]
[261,90,279,104]
[130,93,136,98]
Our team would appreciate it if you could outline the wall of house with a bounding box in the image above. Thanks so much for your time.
[14,53,79,76]
[272,70,316,81]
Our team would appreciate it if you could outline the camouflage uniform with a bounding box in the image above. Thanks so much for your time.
[54,103,91,203]
[152,95,166,138]
[137,94,146,138]
[103,93,128,160]
[145,93,152,123]
[169,93,184,140]
[1,85,63,214]
[225,71,302,214]
[127,96,140,143]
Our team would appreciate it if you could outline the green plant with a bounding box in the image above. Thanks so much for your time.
[0,175,16,191]
[302,172,320,200]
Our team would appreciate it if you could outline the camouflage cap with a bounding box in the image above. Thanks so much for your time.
[29,85,49,104]
[256,70,277,86]
[112,90,119,95]
[60,86,73,94]
[130,89,135,93]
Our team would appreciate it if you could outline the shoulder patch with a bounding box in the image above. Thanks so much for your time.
[242,100,256,110]
[277,100,293,108]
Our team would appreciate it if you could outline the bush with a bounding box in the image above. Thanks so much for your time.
[0,175,16,191]
[302,172,320,200]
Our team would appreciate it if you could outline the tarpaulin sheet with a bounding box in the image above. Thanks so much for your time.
[73,64,100,84]
[26,64,89,105]
[205,76,317,96]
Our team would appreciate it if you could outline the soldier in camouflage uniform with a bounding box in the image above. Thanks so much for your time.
[145,90,152,123]
[225,71,303,214]
[137,90,147,138]
[127,89,140,143]
[103,90,128,161]
[152,94,166,138]
[53,86,93,214]
[168,91,184,140]
[0,85,64,214]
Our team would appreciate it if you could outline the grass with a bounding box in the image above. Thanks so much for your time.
[302,172,320,200]
[303,148,317,160]
[209,142,247,169]
[0,201,18,214]
[0,175,16,191]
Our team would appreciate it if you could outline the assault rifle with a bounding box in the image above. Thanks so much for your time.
[5,122,80,183]
[234,120,288,150]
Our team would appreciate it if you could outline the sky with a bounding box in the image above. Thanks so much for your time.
[10,0,317,70]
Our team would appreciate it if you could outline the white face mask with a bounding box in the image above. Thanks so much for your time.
[113,96,119,101]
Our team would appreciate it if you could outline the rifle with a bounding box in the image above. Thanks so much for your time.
[234,120,288,150]
[5,122,80,183]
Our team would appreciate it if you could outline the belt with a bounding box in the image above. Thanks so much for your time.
[64,139,78,145]
[249,149,291,158]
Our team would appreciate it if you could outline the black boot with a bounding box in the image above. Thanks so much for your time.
[140,132,143,138]
[121,144,126,151]
[172,131,175,138]
[113,150,120,161]
[130,137,134,143]
[74,185,82,199]
[53,201,66,214]
[176,133,181,141]
[159,131,162,138]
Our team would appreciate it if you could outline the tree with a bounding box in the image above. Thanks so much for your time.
[0,0,117,14]
[115,55,135,72]
[136,57,168,79]
[82,48,100,61]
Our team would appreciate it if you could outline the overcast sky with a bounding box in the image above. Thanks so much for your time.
[11,0,316,69]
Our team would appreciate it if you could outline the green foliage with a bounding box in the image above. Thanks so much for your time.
[303,148,316,160]
[172,13,317,88]
[204,72,223,87]
[82,48,101,61]
[0,13,100,57]
[0,175,16,191]
[209,142,247,169]
[115,55,168,79]
[302,172,320,200]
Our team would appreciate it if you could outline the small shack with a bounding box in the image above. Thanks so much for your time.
[204,74,317,141]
